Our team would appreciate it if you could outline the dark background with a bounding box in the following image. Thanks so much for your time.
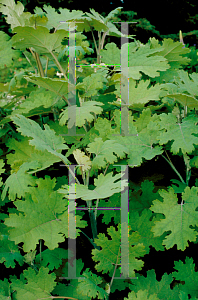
[1,0,198,47]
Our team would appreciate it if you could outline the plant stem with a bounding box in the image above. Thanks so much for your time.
[161,150,186,184]
[108,246,121,294]
[50,51,68,81]
[77,228,100,249]
[44,56,49,77]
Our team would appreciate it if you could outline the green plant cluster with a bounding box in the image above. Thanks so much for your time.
[1,1,198,299]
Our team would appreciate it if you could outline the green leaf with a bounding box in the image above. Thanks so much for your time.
[0,223,24,268]
[77,269,109,300]
[11,25,67,55]
[76,71,108,97]
[4,176,87,252]
[58,171,128,201]
[24,74,75,102]
[59,101,104,128]
[149,186,198,251]
[6,135,62,175]
[172,257,198,298]
[92,224,145,277]
[11,88,58,114]
[10,114,70,165]
[100,42,169,80]
[129,209,167,253]
[114,78,164,106]
[34,4,86,32]
[1,161,38,201]
[86,137,129,169]
[107,109,163,166]
[35,248,68,271]
[149,38,191,69]
[167,93,198,109]
[126,269,180,300]
[0,31,21,69]
[124,290,160,300]
[11,267,56,300]
[157,113,198,154]
[0,0,32,30]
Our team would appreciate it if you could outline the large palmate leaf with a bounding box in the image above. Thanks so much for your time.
[77,269,109,300]
[114,77,164,105]
[149,186,198,251]
[172,257,198,299]
[126,269,181,300]
[0,223,24,268]
[100,42,169,80]
[157,113,198,154]
[11,267,56,300]
[91,224,145,277]
[4,176,87,252]
[11,25,67,55]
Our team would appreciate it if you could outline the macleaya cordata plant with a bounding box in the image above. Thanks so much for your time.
[1,0,198,299]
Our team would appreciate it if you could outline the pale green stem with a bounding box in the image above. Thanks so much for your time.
[108,246,121,295]
[162,151,186,184]
[50,51,68,81]
[44,56,49,77]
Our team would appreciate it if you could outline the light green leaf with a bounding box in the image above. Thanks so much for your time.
[1,161,38,201]
[92,224,145,277]
[11,25,67,55]
[4,176,87,252]
[6,135,61,175]
[0,0,32,30]
[59,101,104,128]
[58,171,128,201]
[10,114,70,165]
[157,113,198,154]
[86,137,129,169]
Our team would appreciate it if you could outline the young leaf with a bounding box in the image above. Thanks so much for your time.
[58,171,128,201]
[73,149,91,172]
